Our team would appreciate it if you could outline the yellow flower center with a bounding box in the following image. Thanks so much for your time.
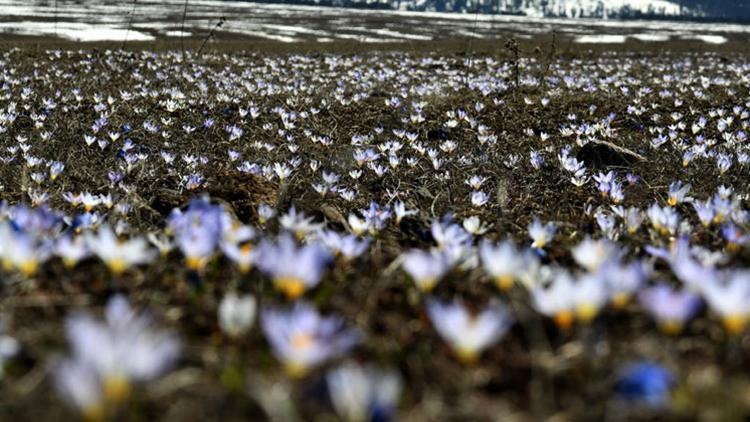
[107,258,128,275]
[416,277,438,293]
[554,311,574,330]
[274,277,306,300]
[284,361,308,378]
[723,314,747,335]
[103,375,131,404]
[454,346,479,365]
[81,403,105,422]
[610,293,630,310]
[576,304,599,323]
[659,320,683,336]
[18,259,38,277]
[494,275,514,291]
[186,256,207,271]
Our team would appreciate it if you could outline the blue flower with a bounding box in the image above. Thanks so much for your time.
[615,362,675,407]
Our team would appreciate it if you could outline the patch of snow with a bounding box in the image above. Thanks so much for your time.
[631,33,670,42]
[575,34,627,43]
[0,21,154,42]
[682,34,729,44]
[164,30,192,37]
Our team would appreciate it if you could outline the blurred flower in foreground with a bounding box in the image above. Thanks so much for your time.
[168,199,225,271]
[530,270,608,329]
[638,283,702,335]
[55,295,180,420]
[261,302,360,378]
[257,203,277,225]
[401,249,452,292]
[479,239,528,291]
[327,363,402,422]
[317,230,371,261]
[426,299,514,364]
[0,319,19,378]
[218,293,257,338]
[700,272,750,335]
[603,260,650,309]
[55,234,91,268]
[256,234,332,300]
[615,362,675,407]
[279,206,322,239]
[0,223,51,277]
[84,225,155,275]
[572,237,621,273]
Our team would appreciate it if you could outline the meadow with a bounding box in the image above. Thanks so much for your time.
[0,36,748,421]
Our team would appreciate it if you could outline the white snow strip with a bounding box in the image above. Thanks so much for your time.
[164,30,192,37]
[575,34,627,43]
[0,21,154,41]
[631,33,670,42]
[682,34,729,44]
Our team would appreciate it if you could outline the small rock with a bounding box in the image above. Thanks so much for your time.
[577,140,646,168]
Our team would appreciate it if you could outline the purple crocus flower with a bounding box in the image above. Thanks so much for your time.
[639,283,702,334]
[261,302,359,377]
[256,234,332,299]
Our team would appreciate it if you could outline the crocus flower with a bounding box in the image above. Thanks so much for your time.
[479,239,527,291]
[430,216,472,251]
[638,283,702,334]
[528,218,557,249]
[572,237,621,273]
[169,199,225,271]
[393,201,417,224]
[360,202,392,235]
[470,191,490,207]
[692,200,714,228]
[218,293,257,338]
[700,272,750,335]
[0,320,18,379]
[54,234,90,268]
[603,260,650,309]
[647,203,680,236]
[401,249,452,292]
[55,360,104,421]
[667,181,692,206]
[0,224,51,277]
[257,204,277,225]
[279,206,322,239]
[721,224,749,252]
[55,296,180,416]
[624,207,644,234]
[84,225,155,275]
[78,193,100,212]
[327,363,402,422]
[426,299,514,363]
[531,270,608,329]
[256,234,332,300]
[348,214,370,236]
[261,302,360,377]
[221,241,257,274]
[317,230,370,260]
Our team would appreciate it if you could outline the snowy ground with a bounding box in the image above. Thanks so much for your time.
[0,0,746,44]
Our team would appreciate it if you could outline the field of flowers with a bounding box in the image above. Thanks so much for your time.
[0,45,749,420]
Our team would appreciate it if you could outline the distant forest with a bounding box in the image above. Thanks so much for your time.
[222,0,750,21]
